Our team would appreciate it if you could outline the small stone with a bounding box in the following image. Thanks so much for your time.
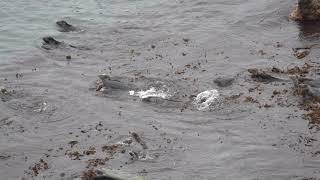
[66,55,71,60]
[293,48,310,59]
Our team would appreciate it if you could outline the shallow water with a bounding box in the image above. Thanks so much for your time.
[1,0,320,179]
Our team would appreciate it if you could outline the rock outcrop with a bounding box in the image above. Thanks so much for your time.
[291,0,320,21]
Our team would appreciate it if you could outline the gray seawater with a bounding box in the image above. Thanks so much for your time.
[1,0,320,179]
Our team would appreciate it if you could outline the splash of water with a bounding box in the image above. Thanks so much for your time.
[193,90,219,111]
[129,87,171,99]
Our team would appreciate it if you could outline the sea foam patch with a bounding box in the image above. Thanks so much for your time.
[193,89,219,110]
[129,87,171,99]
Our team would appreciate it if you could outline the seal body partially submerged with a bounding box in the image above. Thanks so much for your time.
[41,36,63,50]
[291,0,320,21]
[96,75,132,92]
[41,36,89,50]
[56,20,78,32]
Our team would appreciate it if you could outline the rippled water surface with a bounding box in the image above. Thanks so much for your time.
[1,0,320,179]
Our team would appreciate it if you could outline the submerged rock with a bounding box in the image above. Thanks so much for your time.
[293,77,320,101]
[305,80,320,99]
[94,168,144,180]
[214,77,234,87]
[291,0,320,21]
[56,20,77,32]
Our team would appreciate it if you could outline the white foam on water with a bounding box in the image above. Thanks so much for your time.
[129,87,171,99]
[34,101,48,113]
[129,90,135,96]
[194,89,219,110]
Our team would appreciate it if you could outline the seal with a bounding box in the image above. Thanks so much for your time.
[41,36,63,50]
[96,74,131,91]
[247,68,282,83]
[43,37,61,46]
[41,36,89,50]
[56,20,77,32]
[291,0,320,21]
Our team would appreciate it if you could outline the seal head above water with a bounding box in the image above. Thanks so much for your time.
[41,36,63,50]
[56,20,78,32]
[43,37,61,46]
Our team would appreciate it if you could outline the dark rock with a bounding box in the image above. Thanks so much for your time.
[291,0,320,21]
[214,77,234,87]
[293,77,320,100]
[299,0,320,20]
[56,20,77,32]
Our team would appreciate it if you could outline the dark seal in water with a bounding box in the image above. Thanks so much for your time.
[291,0,320,21]
[56,20,77,32]
[43,37,61,46]
[41,36,88,50]
[41,36,62,50]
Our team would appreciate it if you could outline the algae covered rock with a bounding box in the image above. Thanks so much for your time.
[291,0,320,21]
